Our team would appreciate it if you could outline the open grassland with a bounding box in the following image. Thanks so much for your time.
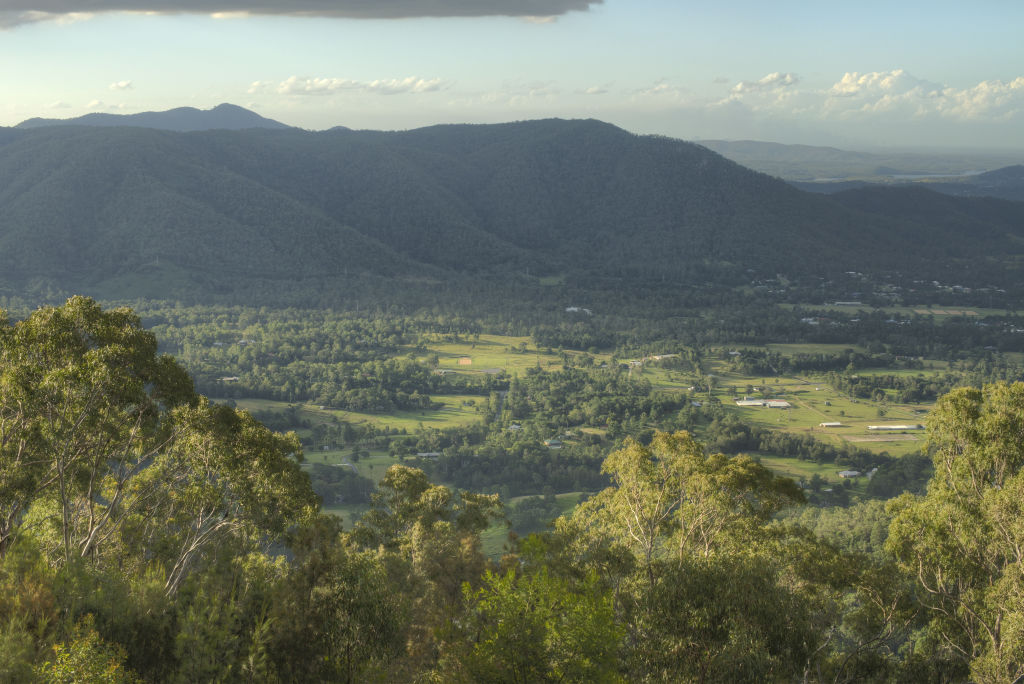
[765,342,867,355]
[783,303,1014,317]
[415,333,612,377]
[223,394,485,433]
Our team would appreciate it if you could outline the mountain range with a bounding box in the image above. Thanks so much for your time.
[2,108,1023,304]
[15,103,292,133]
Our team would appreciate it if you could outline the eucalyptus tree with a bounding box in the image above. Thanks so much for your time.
[887,382,1024,683]
[0,297,316,595]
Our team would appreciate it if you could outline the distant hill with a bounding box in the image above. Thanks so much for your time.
[793,165,1024,202]
[699,139,1022,182]
[1,117,1023,303]
[15,103,292,132]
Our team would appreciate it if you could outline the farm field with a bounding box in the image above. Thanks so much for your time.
[220,394,486,434]
[412,333,612,377]
[216,334,957,536]
[782,303,1014,318]
[632,358,932,459]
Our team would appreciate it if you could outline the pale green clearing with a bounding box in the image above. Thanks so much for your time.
[319,394,485,431]
[765,342,867,355]
[222,394,486,432]
[417,333,613,378]
[482,491,588,558]
[782,303,1013,317]
[602,356,932,458]
[754,454,859,483]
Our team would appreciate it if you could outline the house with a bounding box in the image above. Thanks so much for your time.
[735,399,765,407]
[544,439,562,448]
[766,400,791,409]
[838,470,861,478]
[819,422,843,428]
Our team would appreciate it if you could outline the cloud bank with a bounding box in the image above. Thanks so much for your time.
[719,69,1024,123]
[252,76,447,96]
[0,0,601,26]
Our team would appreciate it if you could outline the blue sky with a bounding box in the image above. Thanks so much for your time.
[2,0,1022,150]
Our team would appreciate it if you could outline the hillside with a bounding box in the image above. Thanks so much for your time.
[2,116,1024,303]
[15,103,292,132]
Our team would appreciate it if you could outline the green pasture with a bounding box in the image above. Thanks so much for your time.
[784,303,1013,318]
[321,394,485,431]
[423,333,612,377]
[753,454,848,483]
[482,491,588,558]
[224,394,486,433]
[765,342,867,355]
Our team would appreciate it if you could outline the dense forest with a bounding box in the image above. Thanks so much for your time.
[2,298,1023,682]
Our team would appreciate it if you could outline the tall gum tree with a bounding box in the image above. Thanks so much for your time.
[887,382,1024,683]
[0,297,315,594]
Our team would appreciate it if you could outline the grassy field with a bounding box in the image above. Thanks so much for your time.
[481,491,589,558]
[229,335,950,537]
[634,350,933,459]
[782,303,1014,318]
[416,334,612,378]
[222,394,486,433]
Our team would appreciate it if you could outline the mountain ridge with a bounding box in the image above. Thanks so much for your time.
[2,116,1023,303]
[15,103,292,132]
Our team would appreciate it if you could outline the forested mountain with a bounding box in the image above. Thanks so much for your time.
[2,115,1024,302]
[15,103,292,132]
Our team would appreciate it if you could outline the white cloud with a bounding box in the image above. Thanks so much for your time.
[822,69,1024,121]
[247,80,273,94]
[732,72,799,94]
[276,75,447,96]
[109,80,133,91]
[713,68,1024,125]
[85,99,104,109]
[633,80,688,101]
[46,100,71,109]
[582,86,608,95]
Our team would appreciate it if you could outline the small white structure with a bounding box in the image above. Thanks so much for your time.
[819,422,843,428]
[735,399,791,409]
[867,424,924,431]
[838,470,861,478]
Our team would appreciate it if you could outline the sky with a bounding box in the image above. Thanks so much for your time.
[1,0,1022,151]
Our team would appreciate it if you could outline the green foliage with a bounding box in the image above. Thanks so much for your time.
[887,382,1024,682]
[36,615,141,684]
[442,568,622,683]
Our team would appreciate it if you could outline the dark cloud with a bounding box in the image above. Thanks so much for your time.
[0,0,602,26]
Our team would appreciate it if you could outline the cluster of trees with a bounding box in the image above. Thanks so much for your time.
[4,299,1024,681]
